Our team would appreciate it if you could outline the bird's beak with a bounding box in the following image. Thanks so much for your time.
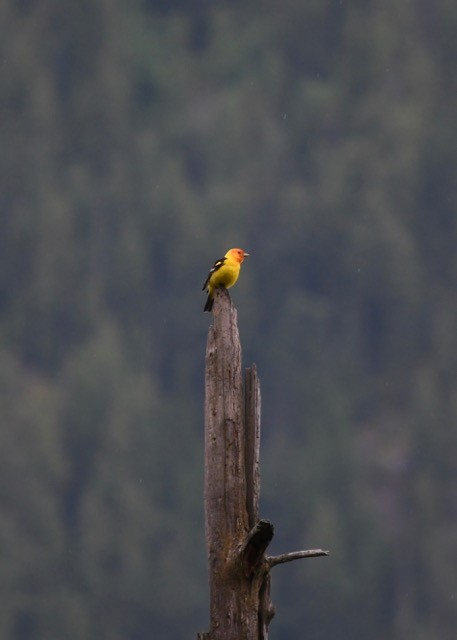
[244,252,250,257]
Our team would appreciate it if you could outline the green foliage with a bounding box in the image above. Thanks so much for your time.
[1,0,457,638]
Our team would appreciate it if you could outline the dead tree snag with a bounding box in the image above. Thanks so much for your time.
[198,287,328,640]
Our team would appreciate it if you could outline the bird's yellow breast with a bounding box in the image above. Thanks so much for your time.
[209,261,240,290]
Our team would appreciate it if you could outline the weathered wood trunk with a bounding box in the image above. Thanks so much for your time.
[198,288,328,640]
[201,288,264,639]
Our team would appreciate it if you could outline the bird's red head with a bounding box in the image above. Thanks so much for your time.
[226,248,249,263]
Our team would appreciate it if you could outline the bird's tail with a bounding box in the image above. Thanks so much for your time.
[204,294,214,312]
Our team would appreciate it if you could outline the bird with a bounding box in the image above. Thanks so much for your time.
[202,248,249,312]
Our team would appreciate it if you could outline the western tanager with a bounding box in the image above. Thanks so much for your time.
[202,248,249,312]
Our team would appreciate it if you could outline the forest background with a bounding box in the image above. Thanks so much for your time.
[1,1,457,639]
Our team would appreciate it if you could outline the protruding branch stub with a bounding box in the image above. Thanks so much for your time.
[240,519,274,578]
[267,548,330,569]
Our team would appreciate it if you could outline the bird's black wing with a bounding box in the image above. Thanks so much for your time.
[202,257,226,290]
